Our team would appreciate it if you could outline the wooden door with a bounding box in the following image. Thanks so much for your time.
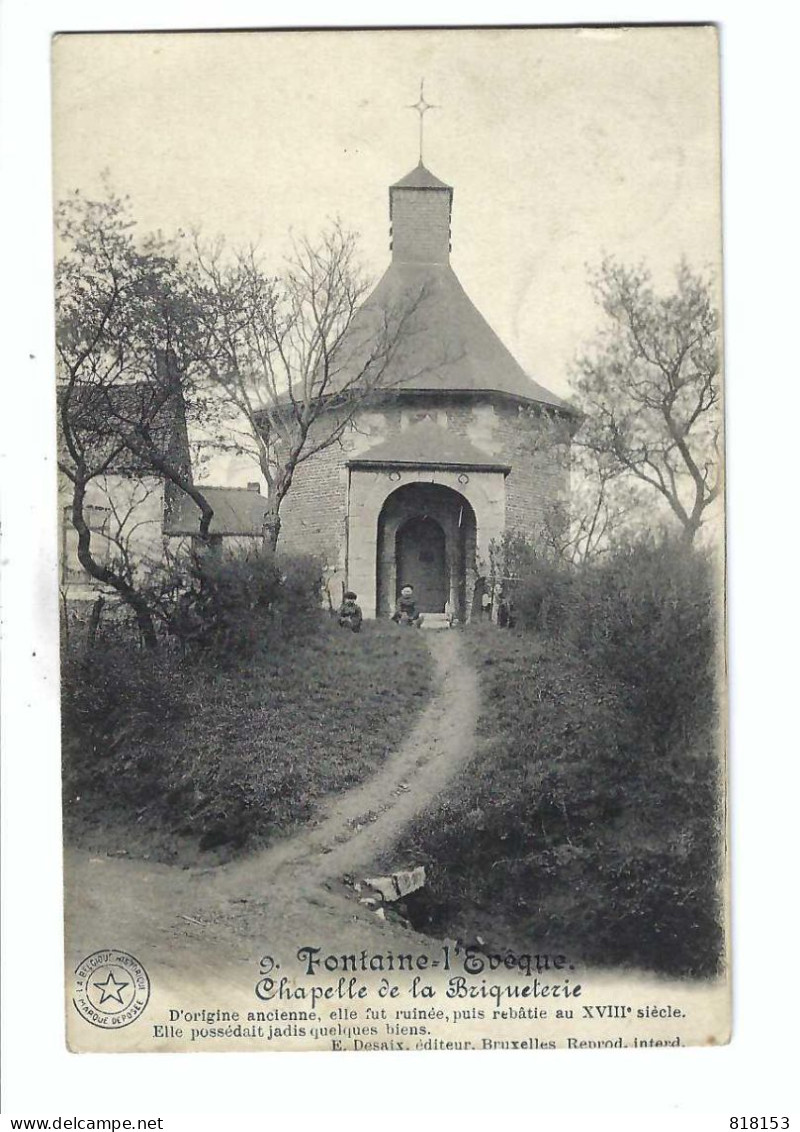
[396,517,447,612]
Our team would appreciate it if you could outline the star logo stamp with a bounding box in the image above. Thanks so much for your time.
[73,950,150,1029]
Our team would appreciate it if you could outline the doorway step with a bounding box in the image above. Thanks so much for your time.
[419,613,452,631]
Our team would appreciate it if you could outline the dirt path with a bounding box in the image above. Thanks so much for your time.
[64,631,479,977]
[227,627,478,886]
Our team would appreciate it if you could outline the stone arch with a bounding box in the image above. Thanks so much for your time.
[375,482,477,619]
[346,466,506,618]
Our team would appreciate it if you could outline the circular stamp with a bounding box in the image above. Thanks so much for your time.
[73,949,150,1029]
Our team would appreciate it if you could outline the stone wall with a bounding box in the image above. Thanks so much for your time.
[274,438,349,569]
[490,403,571,535]
[275,395,570,616]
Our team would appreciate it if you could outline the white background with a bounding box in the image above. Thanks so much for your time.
[1,2,798,1128]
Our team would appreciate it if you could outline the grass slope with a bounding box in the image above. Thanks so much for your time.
[63,618,432,864]
[394,623,724,979]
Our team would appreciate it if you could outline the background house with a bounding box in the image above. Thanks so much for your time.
[58,382,269,603]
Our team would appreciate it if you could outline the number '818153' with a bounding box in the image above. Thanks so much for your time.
[730,1120,789,1129]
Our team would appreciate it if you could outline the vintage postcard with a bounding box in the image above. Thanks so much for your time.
[54,25,727,1053]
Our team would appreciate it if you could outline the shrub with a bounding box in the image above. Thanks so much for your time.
[274,551,325,631]
[509,560,576,635]
[155,545,325,658]
[394,534,725,979]
[489,528,577,635]
[61,638,185,801]
[566,536,719,752]
[495,532,720,752]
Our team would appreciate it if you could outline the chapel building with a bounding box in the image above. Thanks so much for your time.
[275,160,575,621]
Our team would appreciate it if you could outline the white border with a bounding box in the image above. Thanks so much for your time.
[2,2,799,1124]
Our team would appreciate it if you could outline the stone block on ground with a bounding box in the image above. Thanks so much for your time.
[363,866,426,902]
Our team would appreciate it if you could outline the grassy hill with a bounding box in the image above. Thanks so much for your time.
[393,540,725,980]
[62,617,433,864]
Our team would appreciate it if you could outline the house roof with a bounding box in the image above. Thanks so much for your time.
[391,162,452,191]
[163,487,269,537]
[348,420,510,472]
[332,261,572,409]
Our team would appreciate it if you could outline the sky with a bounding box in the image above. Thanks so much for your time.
[52,26,721,400]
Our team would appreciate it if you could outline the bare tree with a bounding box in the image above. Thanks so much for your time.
[188,225,426,548]
[498,406,618,567]
[540,447,631,566]
[55,189,219,645]
[573,258,721,543]
[57,186,429,653]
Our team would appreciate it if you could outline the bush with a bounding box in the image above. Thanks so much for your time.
[502,534,719,752]
[274,551,326,629]
[490,529,577,635]
[61,639,185,802]
[509,560,576,635]
[566,537,718,751]
[394,535,725,979]
[157,546,325,658]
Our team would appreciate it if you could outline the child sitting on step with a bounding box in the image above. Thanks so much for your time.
[338,590,363,633]
[392,584,421,627]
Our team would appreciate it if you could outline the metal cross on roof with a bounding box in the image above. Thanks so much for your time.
[407,79,438,165]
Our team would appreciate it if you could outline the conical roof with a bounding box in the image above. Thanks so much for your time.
[330,162,571,410]
[391,162,452,191]
[335,260,571,409]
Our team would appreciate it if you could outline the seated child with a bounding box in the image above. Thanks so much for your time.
[392,584,421,626]
[338,590,363,633]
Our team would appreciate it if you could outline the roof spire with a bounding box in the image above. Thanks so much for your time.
[407,79,437,165]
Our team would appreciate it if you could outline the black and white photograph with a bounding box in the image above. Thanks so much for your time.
[49,25,728,1054]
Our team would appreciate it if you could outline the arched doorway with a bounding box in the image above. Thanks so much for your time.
[376,482,477,619]
[396,516,447,612]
